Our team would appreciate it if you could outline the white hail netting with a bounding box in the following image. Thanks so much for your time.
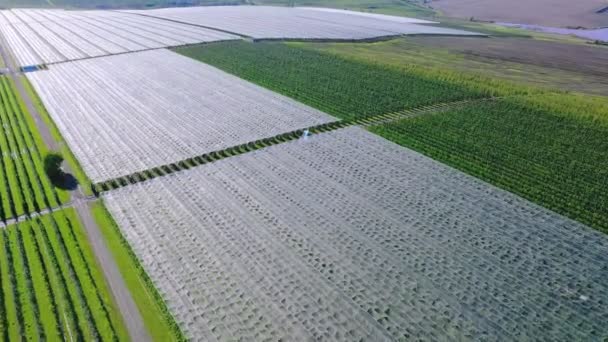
[104,127,608,341]
[27,49,336,183]
[122,5,479,40]
[0,8,238,66]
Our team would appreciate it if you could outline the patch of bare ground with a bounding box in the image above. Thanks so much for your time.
[410,36,608,77]
[430,0,608,28]
[305,36,608,96]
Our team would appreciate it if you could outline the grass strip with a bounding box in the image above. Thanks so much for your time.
[92,200,186,341]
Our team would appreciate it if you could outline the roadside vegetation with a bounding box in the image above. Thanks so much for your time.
[178,40,608,234]
[0,76,69,221]
[43,153,64,184]
[0,209,128,341]
[91,201,186,341]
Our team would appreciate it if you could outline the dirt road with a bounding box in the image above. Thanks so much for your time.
[0,34,150,342]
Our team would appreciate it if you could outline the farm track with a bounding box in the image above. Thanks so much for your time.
[44,40,237,67]
[0,194,98,228]
[94,97,494,193]
[0,74,64,221]
[113,10,250,39]
[0,208,132,341]
[0,33,150,341]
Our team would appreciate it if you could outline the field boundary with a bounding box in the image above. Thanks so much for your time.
[0,29,151,341]
[93,97,494,193]
[115,10,251,38]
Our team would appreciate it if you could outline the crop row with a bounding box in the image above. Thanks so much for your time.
[175,41,486,120]
[370,97,608,234]
[0,76,67,221]
[0,209,127,341]
[103,127,608,340]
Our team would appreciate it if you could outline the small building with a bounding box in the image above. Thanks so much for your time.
[21,65,39,73]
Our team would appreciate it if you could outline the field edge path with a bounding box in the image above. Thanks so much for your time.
[0,31,151,342]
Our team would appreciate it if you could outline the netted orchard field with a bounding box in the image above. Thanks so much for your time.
[178,40,608,235]
[103,128,608,341]
[0,209,127,341]
[0,76,68,221]
[27,49,335,183]
[175,41,487,120]
[0,9,238,67]
[370,96,608,234]
[122,6,477,41]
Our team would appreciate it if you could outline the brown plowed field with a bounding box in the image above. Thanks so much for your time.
[430,0,608,28]
[409,36,608,78]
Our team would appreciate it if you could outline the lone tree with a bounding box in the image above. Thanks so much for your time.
[44,152,65,184]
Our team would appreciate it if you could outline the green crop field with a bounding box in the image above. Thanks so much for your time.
[178,40,608,234]
[176,41,486,120]
[0,76,69,221]
[0,208,128,341]
[371,96,608,234]
[300,37,608,96]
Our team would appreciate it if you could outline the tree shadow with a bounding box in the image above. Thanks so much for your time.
[51,173,78,191]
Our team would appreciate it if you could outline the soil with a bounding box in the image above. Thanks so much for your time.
[408,36,608,78]
[307,36,608,96]
[430,0,608,28]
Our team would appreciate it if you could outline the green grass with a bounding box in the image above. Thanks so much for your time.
[370,96,608,234]
[0,76,66,220]
[19,76,93,197]
[92,201,185,341]
[0,209,129,341]
[176,41,486,120]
